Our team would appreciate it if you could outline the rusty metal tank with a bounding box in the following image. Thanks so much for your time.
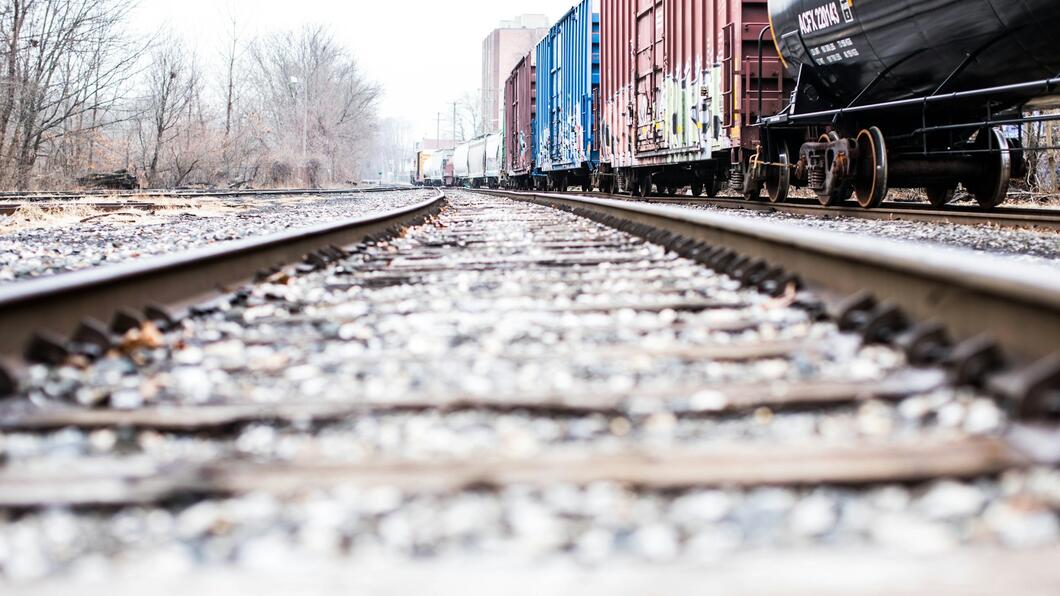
[768,0,1060,108]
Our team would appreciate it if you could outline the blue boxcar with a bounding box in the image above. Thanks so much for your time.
[535,0,599,190]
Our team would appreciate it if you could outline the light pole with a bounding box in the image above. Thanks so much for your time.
[288,75,308,160]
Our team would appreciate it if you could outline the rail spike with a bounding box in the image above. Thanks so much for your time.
[24,332,69,366]
[0,363,15,398]
[70,319,112,359]
[110,309,143,335]
[986,355,1060,419]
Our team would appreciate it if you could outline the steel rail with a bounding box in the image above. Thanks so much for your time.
[0,202,190,216]
[0,190,445,357]
[0,185,411,203]
[482,190,1060,363]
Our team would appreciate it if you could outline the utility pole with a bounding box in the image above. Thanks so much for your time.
[436,112,441,145]
[289,75,309,184]
[452,102,458,144]
[302,84,308,160]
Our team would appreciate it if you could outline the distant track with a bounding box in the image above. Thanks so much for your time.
[0,190,444,358]
[0,202,190,216]
[0,185,410,205]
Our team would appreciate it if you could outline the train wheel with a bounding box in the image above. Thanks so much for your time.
[765,149,791,204]
[854,127,888,208]
[925,186,956,208]
[967,128,1011,209]
[582,182,591,192]
[706,174,723,197]
[666,185,677,197]
[637,176,652,198]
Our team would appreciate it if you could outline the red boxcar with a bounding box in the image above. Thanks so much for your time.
[598,0,787,196]
[504,51,537,189]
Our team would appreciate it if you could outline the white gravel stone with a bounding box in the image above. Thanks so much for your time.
[917,481,987,520]
[790,493,839,537]
[985,500,1060,548]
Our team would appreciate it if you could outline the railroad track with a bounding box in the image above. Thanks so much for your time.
[0,189,1057,590]
[0,184,409,205]
[551,189,1060,232]
[483,189,1060,373]
[0,201,194,216]
[0,190,445,367]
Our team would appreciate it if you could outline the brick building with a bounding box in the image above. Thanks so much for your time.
[481,15,550,134]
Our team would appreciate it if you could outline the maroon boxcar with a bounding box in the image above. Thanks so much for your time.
[504,51,537,189]
[598,0,787,196]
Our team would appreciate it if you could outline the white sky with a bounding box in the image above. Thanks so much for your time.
[131,0,576,141]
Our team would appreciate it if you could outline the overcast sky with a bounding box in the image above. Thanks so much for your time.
[132,0,576,141]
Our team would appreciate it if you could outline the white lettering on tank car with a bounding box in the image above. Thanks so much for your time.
[798,2,844,35]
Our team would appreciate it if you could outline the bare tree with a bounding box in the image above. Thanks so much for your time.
[0,6,380,190]
[247,25,381,186]
[367,117,415,182]
[454,91,484,141]
[0,0,141,188]
[135,38,200,186]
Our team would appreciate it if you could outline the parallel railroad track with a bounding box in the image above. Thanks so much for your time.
[0,189,1057,590]
[0,201,192,216]
[0,190,445,365]
[0,184,409,206]
[541,189,1060,231]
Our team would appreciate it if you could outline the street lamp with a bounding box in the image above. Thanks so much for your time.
[288,75,308,161]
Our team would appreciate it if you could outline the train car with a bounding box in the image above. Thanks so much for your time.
[747,0,1060,209]
[423,148,445,185]
[504,51,538,189]
[599,0,785,197]
[484,133,503,188]
[452,142,471,186]
[411,149,434,186]
[443,149,456,187]
[468,136,487,187]
[535,0,601,191]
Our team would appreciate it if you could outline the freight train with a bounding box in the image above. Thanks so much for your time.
[414,133,503,188]
[483,0,1060,209]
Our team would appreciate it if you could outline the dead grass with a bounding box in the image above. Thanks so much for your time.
[0,199,247,234]
[0,203,105,233]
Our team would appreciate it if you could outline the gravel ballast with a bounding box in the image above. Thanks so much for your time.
[0,190,1057,592]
